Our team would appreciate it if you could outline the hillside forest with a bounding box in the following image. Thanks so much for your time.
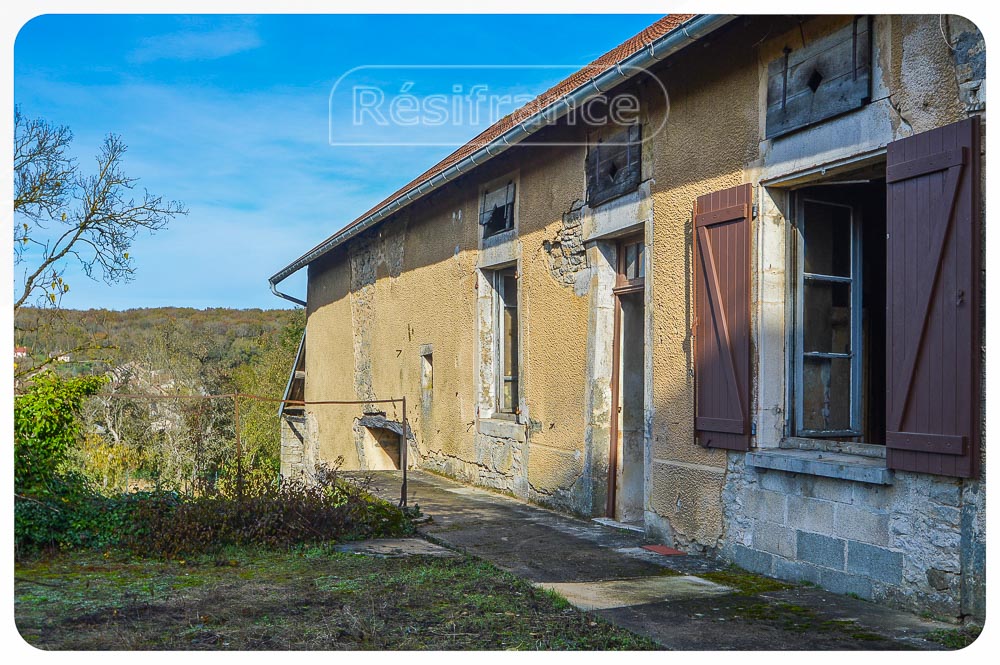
[14,306,305,493]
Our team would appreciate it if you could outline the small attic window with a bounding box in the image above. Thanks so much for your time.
[764,16,872,139]
[587,124,642,207]
[480,180,516,238]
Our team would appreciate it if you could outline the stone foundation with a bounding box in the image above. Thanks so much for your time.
[279,414,313,482]
[721,453,985,620]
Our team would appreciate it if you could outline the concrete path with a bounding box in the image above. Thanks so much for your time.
[354,470,955,650]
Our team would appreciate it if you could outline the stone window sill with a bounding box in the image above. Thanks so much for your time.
[478,417,526,442]
[780,436,886,459]
[747,448,893,485]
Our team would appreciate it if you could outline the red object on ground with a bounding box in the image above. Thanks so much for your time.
[641,544,686,556]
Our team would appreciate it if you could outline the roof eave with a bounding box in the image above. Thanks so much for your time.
[269,14,735,294]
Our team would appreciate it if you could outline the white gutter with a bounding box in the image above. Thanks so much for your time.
[269,14,735,303]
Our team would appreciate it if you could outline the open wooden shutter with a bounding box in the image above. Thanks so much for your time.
[885,116,982,478]
[694,184,752,450]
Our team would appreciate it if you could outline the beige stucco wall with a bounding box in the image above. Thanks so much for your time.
[514,145,592,503]
[643,20,763,548]
[305,188,482,475]
[303,249,357,468]
[303,135,598,511]
[296,15,984,558]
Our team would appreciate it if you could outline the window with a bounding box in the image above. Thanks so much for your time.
[493,267,519,414]
[712,119,980,478]
[793,184,885,442]
[617,237,645,287]
[587,124,641,207]
[420,347,433,399]
[795,198,860,435]
[480,180,516,238]
[765,16,872,138]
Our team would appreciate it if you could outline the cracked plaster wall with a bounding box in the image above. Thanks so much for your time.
[296,19,986,605]
[303,135,599,515]
[723,15,985,620]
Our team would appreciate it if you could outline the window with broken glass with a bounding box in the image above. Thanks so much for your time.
[794,197,864,437]
[480,180,516,238]
[587,124,641,207]
[494,267,519,415]
[791,182,887,444]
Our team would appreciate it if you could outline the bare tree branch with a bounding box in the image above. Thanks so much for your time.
[12,108,187,376]
[13,108,74,226]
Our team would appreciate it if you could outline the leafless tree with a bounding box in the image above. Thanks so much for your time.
[13,107,187,378]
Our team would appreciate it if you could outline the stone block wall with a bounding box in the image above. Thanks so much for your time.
[722,454,985,620]
[279,414,310,481]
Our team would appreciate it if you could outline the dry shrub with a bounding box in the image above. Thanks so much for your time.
[17,462,414,559]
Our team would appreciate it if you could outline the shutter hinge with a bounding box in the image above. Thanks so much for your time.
[751,203,759,219]
[751,422,757,436]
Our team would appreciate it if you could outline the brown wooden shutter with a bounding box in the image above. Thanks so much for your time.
[694,184,752,450]
[885,116,982,478]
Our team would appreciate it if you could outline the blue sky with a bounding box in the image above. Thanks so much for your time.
[14,14,662,309]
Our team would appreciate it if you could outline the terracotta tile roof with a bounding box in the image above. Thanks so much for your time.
[348,14,694,230]
[277,14,699,282]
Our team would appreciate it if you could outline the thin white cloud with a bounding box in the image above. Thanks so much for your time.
[129,27,261,63]
[13,74,453,308]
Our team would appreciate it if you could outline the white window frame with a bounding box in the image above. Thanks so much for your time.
[792,195,863,438]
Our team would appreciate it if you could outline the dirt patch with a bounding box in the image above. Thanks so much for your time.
[15,546,658,650]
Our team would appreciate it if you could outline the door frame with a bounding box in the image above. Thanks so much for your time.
[607,235,645,518]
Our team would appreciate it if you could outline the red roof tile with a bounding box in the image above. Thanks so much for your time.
[278,15,697,280]
[349,14,694,230]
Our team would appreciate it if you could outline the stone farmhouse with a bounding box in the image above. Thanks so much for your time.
[270,15,986,620]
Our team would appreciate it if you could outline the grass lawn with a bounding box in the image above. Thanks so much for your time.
[15,544,659,650]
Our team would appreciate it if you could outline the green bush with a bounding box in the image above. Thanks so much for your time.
[15,373,106,496]
[15,478,120,554]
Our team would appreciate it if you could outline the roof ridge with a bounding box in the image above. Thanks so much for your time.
[272,14,704,292]
[348,15,693,228]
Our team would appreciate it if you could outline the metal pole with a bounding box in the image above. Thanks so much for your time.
[399,396,408,508]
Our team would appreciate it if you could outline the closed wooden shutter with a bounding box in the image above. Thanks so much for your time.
[885,116,982,478]
[694,184,752,450]
[587,124,642,207]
